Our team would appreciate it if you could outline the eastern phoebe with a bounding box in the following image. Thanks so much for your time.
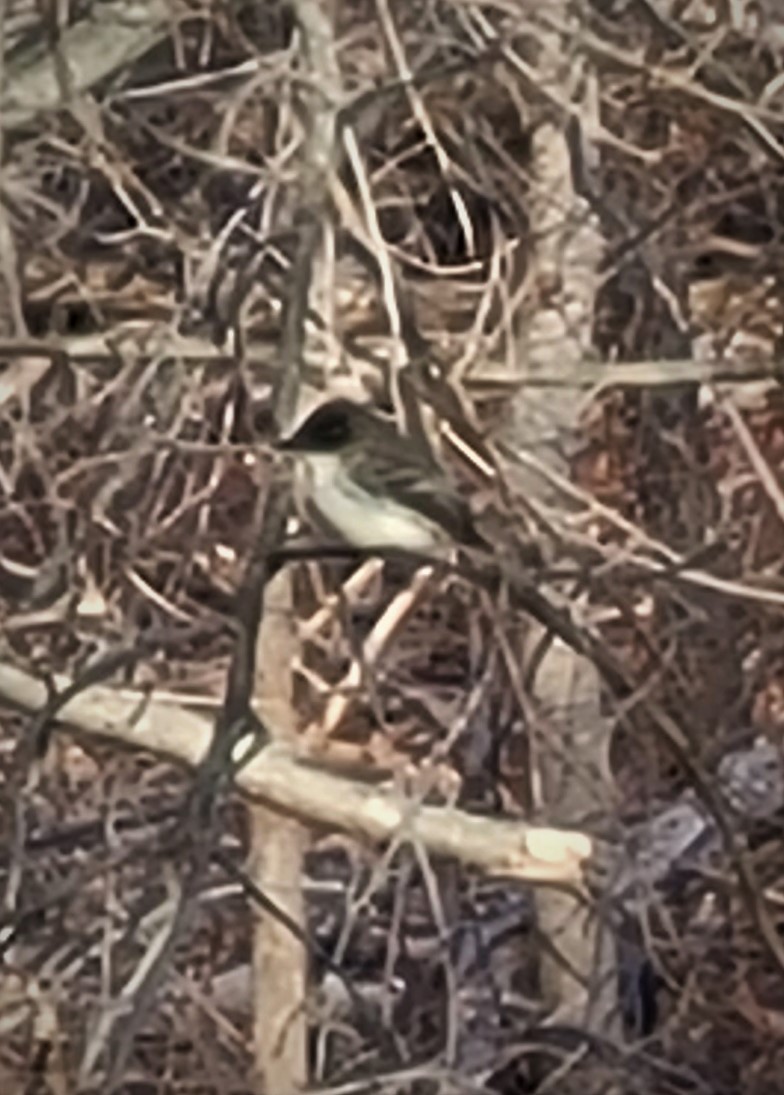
[276,399,482,555]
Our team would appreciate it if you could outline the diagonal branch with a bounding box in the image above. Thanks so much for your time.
[0,660,593,887]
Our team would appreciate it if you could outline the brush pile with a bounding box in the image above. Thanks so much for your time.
[2,1,784,1092]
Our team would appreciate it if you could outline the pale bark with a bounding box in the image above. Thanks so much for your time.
[4,1,170,128]
[509,30,619,1031]
[249,0,344,1086]
[0,661,593,885]
[250,571,308,1095]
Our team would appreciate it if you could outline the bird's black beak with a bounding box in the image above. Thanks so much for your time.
[273,433,297,452]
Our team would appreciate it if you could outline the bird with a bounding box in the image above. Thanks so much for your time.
[275,398,483,556]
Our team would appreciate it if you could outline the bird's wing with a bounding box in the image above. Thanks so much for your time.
[349,439,481,546]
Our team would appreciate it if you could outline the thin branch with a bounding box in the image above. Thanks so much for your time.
[2,336,784,390]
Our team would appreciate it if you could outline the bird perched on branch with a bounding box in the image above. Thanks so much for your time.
[276,398,484,556]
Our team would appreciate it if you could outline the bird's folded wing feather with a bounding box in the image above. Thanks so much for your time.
[349,442,481,546]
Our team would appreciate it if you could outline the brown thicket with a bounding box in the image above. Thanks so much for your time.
[3,2,784,1093]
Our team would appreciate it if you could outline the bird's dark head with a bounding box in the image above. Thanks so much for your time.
[277,399,375,454]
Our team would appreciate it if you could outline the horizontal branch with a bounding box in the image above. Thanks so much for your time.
[0,663,592,885]
[0,333,782,388]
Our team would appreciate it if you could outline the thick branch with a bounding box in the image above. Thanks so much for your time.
[4,0,170,128]
[0,663,591,885]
